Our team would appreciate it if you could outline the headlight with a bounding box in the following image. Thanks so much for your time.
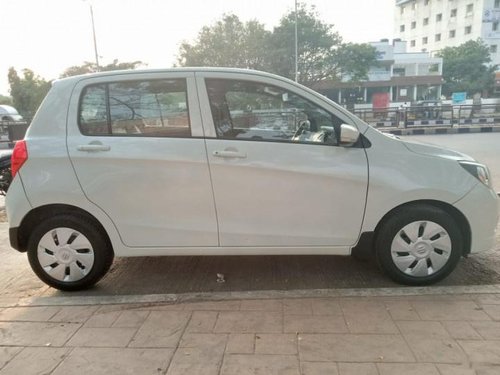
[459,161,491,187]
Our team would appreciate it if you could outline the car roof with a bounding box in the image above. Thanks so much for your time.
[54,67,288,86]
[0,105,20,115]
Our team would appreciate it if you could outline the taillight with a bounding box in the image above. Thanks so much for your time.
[11,140,28,178]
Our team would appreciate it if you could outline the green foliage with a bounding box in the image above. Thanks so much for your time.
[177,14,270,70]
[8,68,51,119]
[60,62,96,78]
[60,59,144,78]
[268,5,378,86]
[266,5,341,85]
[437,39,497,97]
[177,5,378,88]
[334,43,380,83]
[0,95,13,106]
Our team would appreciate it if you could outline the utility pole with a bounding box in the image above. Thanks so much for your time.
[294,0,298,82]
[89,4,100,70]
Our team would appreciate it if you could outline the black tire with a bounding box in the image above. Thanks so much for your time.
[27,215,114,291]
[375,204,463,286]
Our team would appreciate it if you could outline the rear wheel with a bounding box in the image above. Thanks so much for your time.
[27,215,113,291]
[375,205,462,285]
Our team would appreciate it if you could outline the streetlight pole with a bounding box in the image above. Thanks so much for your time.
[89,4,100,70]
[294,0,298,82]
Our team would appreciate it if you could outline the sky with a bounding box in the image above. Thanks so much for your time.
[1,0,394,96]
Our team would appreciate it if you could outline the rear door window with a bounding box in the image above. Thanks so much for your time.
[79,79,191,137]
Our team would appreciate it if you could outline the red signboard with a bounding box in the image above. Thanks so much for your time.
[372,92,390,109]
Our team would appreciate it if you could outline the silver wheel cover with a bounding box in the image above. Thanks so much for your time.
[391,220,452,277]
[37,227,95,282]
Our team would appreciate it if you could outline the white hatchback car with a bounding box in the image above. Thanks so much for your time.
[6,68,499,290]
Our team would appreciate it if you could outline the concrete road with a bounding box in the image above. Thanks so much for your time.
[0,132,499,298]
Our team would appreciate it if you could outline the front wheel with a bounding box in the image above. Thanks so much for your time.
[27,215,114,291]
[375,205,463,285]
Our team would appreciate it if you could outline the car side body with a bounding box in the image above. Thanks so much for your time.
[5,68,499,289]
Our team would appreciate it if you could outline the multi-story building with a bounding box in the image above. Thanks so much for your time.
[315,39,443,105]
[394,0,500,65]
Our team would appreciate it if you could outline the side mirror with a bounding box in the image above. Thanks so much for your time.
[339,124,360,146]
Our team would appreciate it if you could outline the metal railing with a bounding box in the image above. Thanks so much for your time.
[0,121,30,143]
[352,104,500,129]
[454,104,500,126]
[2,104,500,144]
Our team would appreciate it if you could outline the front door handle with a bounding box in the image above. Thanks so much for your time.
[77,144,111,152]
[213,150,247,159]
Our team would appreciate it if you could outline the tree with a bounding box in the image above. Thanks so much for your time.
[8,68,51,119]
[177,14,270,70]
[0,95,13,106]
[437,39,497,97]
[266,5,339,85]
[334,43,380,82]
[176,5,377,88]
[60,62,96,78]
[60,59,145,78]
[267,5,378,87]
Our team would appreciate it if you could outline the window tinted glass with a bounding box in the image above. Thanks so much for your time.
[79,79,191,137]
[80,85,109,135]
[205,79,341,146]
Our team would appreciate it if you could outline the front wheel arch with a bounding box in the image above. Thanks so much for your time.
[374,203,465,285]
[373,200,471,256]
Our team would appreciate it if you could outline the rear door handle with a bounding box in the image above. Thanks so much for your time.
[77,144,111,152]
[213,150,247,159]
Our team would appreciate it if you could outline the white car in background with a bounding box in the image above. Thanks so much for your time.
[5,68,499,290]
[0,104,24,122]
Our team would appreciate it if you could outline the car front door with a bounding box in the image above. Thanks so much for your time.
[67,72,218,248]
[197,72,368,248]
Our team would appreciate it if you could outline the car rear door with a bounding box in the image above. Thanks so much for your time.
[66,72,218,248]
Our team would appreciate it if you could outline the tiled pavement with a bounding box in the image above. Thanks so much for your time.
[2,294,500,374]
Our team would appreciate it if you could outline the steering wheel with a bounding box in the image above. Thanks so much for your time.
[292,121,308,139]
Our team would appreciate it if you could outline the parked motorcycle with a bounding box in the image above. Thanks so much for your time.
[0,149,12,196]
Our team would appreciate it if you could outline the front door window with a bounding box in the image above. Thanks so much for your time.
[205,79,344,145]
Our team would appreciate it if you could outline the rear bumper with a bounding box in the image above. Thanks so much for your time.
[9,227,23,252]
[5,175,32,253]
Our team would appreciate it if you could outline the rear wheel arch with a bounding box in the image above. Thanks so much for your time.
[15,204,114,255]
[27,213,114,290]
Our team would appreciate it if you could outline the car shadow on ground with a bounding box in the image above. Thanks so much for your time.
[44,251,500,297]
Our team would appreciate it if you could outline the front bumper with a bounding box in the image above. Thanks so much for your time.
[454,184,499,254]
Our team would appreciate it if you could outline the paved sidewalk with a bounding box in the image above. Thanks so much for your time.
[1,291,500,374]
